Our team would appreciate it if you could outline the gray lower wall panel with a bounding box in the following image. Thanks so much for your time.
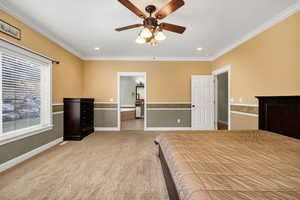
[94,109,190,128]
[94,110,118,127]
[0,113,63,165]
[147,110,191,127]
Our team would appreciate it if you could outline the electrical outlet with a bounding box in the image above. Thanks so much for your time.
[177,119,181,124]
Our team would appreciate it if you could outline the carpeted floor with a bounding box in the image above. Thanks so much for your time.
[121,119,144,131]
[0,131,169,200]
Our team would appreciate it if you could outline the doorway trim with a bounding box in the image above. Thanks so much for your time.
[117,72,147,130]
[212,65,231,130]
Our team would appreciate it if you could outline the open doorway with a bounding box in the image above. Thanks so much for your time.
[118,72,146,131]
[213,66,230,130]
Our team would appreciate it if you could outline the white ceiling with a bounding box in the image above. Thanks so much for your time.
[1,0,300,60]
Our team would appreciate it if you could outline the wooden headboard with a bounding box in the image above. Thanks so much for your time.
[256,96,300,139]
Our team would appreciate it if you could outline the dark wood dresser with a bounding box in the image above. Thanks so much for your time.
[256,96,300,139]
[63,98,94,140]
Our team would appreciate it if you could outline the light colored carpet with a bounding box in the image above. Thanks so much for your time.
[121,119,144,131]
[0,131,169,200]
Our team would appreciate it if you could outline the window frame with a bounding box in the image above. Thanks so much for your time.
[0,40,53,145]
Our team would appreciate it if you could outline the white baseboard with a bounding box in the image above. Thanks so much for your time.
[95,127,192,131]
[218,120,228,125]
[0,137,63,173]
[94,127,120,131]
[144,127,192,131]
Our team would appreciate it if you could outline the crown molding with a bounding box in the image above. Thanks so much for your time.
[211,1,300,60]
[82,56,214,62]
[0,1,83,58]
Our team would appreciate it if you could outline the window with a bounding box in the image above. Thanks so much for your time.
[0,40,52,145]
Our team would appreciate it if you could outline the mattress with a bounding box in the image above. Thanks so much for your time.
[156,130,300,200]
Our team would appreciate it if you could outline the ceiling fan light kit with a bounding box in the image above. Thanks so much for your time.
[140,27,153,39]
[136,35,146,44]
[116,0,186,46]
[155,30,166,41]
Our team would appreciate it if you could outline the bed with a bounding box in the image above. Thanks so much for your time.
[156,96,300,200]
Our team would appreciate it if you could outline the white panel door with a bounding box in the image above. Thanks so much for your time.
[192,76,215,130]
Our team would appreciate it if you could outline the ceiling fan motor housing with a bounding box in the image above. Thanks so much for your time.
[143,17,158,28]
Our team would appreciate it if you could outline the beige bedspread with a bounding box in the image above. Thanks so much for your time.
[156,130,300,200]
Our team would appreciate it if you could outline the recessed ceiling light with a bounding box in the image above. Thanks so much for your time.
[197,47,203,51]
[94,47,100,51]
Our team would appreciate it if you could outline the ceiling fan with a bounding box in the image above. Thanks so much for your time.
[115,0,186,46]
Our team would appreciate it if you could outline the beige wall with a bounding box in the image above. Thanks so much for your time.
[231,113,258,130]
[0,10,84,104]
[213,11,300,105]
[83,61,212,102]
[213,11,300,129]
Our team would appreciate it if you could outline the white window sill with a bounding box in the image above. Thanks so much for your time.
[0,125,53,146]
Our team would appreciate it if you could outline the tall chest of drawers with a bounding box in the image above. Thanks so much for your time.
[63,98,94,140]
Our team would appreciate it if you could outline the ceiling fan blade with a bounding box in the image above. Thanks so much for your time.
[155,0,185,20]
[115,24,143,31]
[118,0,146,18]
[160,23,186,34]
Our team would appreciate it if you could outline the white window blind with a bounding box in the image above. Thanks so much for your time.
[0,40,52,145]
[2,53,41,133]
